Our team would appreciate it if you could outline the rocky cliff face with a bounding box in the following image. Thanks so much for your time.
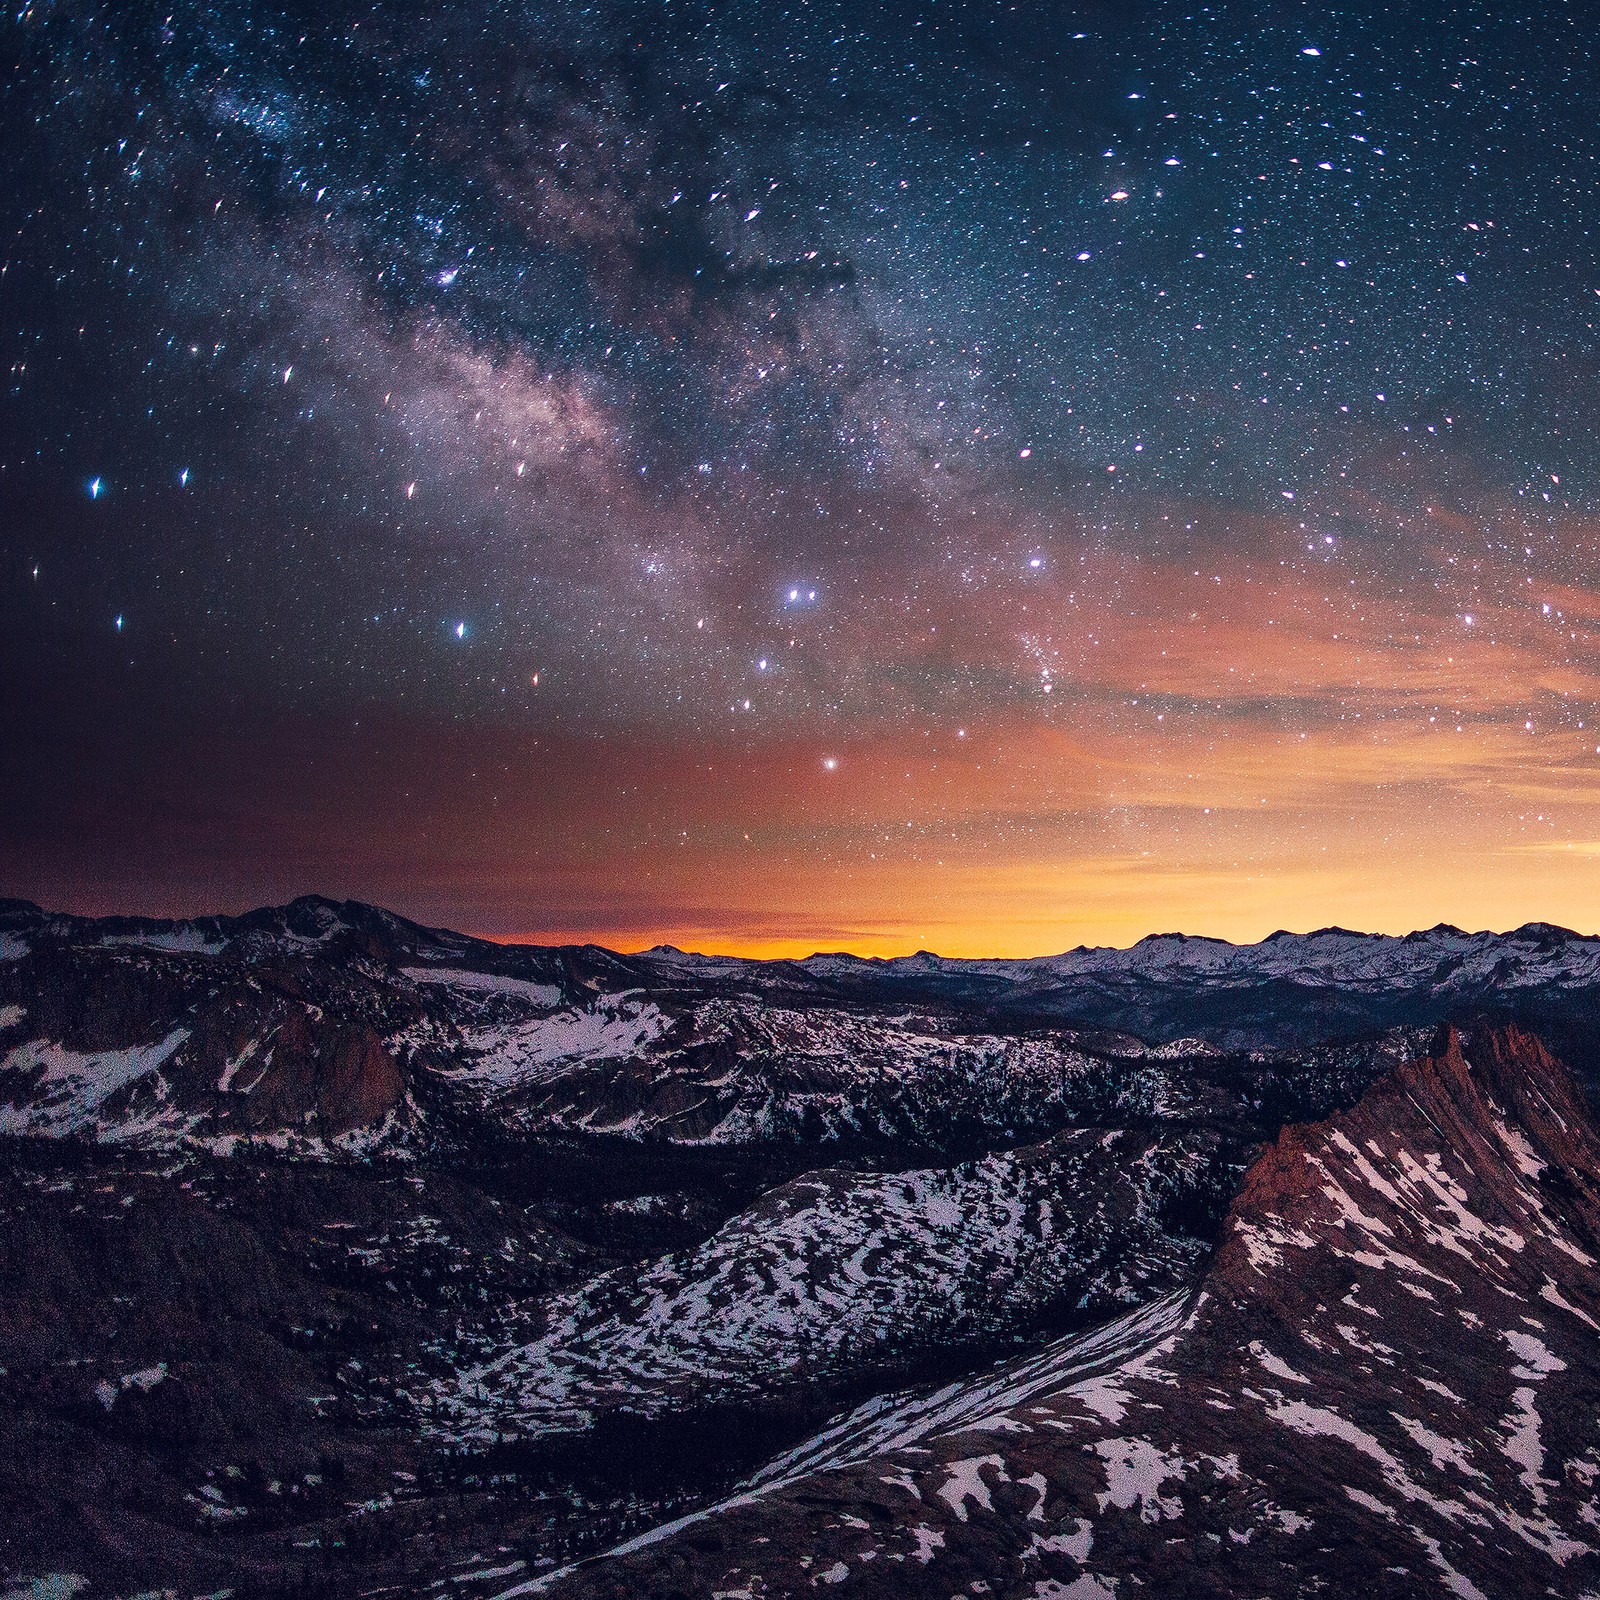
[538,1023,1600,1600]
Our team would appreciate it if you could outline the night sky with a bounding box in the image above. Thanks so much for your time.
[5,0,1600,955]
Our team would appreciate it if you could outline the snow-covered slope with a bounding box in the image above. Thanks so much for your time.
[8,899,1600,1161]
[427,1125,1224,1448]
[443,996,1165,1149]
[6,896,1600,1600]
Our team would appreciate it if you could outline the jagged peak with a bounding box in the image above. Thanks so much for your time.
[1375,1019,1584,1130]
[1425,1017,1588,1119]
[1231,1020,1590,1223]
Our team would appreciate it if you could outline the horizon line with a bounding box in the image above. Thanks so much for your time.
[5,891,1597,966]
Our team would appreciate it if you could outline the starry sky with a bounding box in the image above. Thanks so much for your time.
[6,0,1600,955]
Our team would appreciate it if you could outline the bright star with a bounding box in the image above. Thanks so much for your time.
[88,477,102,499]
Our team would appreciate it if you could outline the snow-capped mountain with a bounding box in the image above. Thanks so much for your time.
[786,922,1600,1067]
[4,898,1600,1599]
[5,895,1600,1157]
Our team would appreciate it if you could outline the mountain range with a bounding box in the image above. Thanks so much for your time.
[4,897,1600,1598]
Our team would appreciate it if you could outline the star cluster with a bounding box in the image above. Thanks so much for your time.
[6,0,1600,951]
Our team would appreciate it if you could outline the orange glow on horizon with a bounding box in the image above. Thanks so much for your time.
[488,841,1600,964]
[18,502,1600,956]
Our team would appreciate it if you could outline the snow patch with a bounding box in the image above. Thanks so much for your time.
[0,1029,190,1137]
[96,1362,169,1411]
[1093,1437,1188,1521]
[451,995,671,1088]
[402,967,563,1007]
[937,1455,1003,1520]
[100,928,225,954]
[1030,1575,1116,1598]
[1,1578,87,1600]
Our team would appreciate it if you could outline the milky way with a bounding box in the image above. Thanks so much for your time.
[6,0,1600,952]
